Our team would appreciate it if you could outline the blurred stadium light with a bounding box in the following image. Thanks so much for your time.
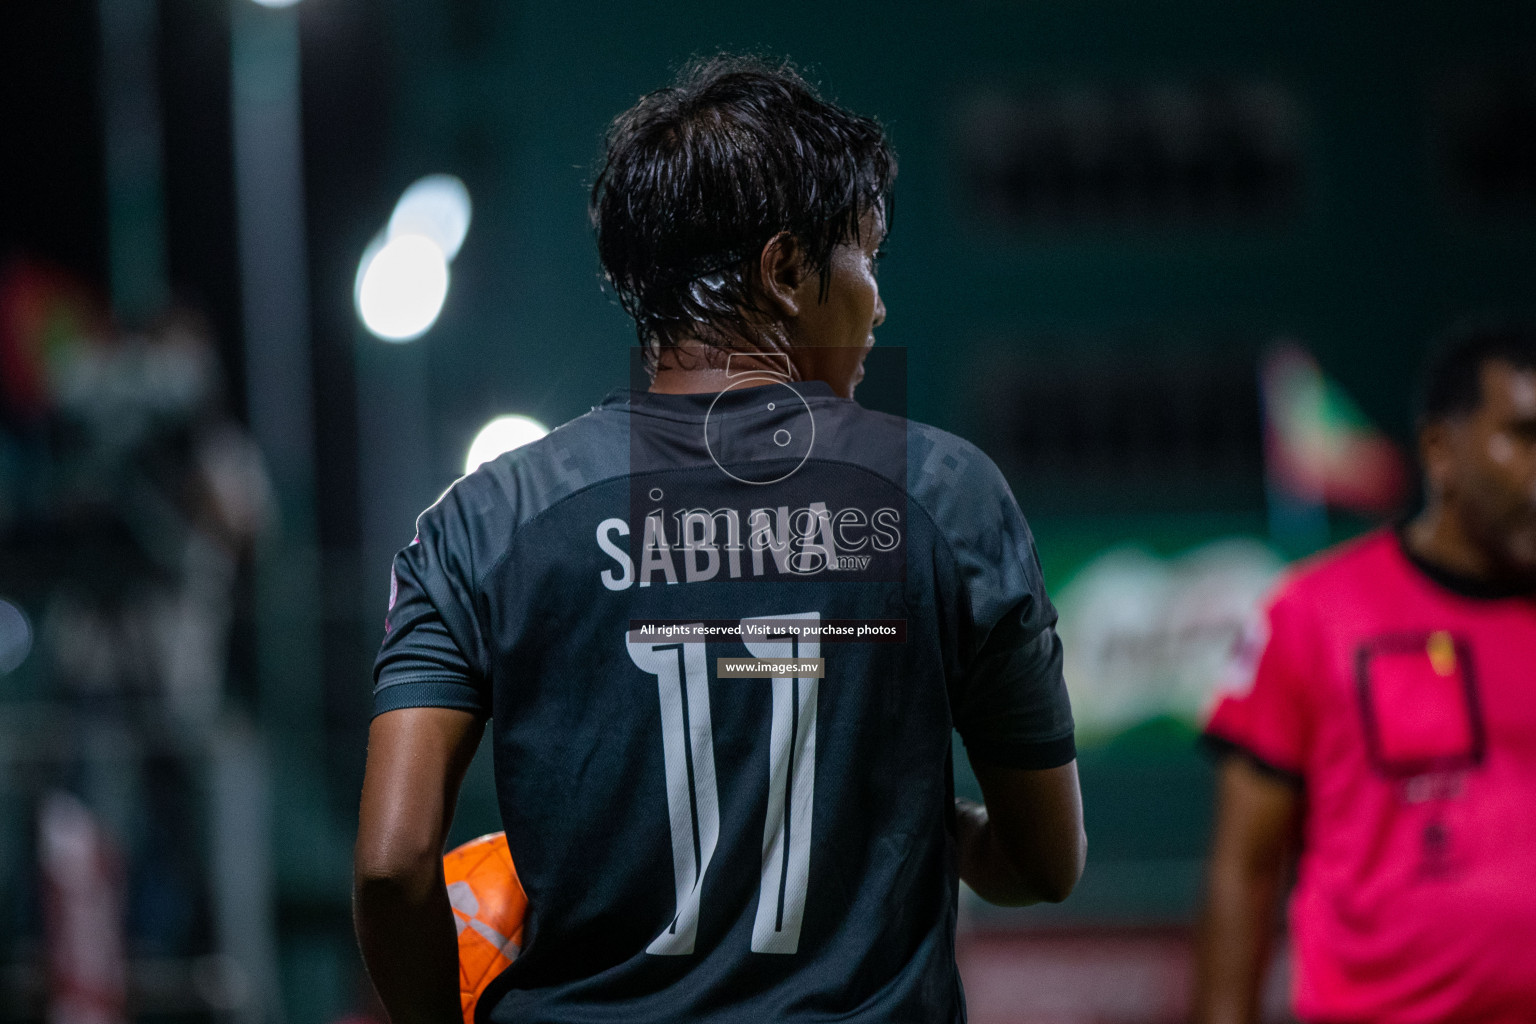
[355,232,451,342]
[389,174,473,260]
[0,598,32,675]
[465,415,550,475]
[356,175,472,342]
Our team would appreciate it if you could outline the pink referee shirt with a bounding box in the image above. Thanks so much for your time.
[1205,529,1536,1024]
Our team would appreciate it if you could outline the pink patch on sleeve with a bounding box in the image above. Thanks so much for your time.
[384,568,400,634]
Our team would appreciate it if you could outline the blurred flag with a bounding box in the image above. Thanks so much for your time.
[1261,343,1408,515]
[0,259,102,425]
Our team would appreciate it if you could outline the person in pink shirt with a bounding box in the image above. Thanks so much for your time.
[1195,325,1536,1024]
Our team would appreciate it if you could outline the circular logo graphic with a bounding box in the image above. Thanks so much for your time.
[703,377,816,485]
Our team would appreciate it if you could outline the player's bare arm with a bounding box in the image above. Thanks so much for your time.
[1193,756,1301,1024]
[957,760,1085,906]
[355,706,485,1024]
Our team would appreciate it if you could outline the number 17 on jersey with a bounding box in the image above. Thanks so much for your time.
[625,612,821,956]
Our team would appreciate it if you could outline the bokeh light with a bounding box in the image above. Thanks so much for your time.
[354,233,451,342]
[464,415,550,475]
[0,598,33,675]
[389,175,473,260]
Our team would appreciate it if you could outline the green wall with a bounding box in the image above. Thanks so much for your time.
[382,0,1535,474]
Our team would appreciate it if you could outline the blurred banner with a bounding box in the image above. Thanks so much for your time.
[1057,538,1283,742]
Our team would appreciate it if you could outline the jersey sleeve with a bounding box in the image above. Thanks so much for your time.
[930,440,1075,770]
[372,481,494,719]
[1202,584,1315,781]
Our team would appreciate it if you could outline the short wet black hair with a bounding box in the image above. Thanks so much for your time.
[590,54,895,369]
[1418,321,1536,424]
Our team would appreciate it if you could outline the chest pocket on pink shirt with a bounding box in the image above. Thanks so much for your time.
[1353,630,1486,779]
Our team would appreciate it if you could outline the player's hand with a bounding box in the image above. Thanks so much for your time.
[957,760,1085,906]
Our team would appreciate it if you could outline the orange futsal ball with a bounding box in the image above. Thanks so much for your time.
[443,831,526,1024]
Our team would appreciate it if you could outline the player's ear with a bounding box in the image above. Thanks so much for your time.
[757,231,810,319]
[1418,417,1456,499]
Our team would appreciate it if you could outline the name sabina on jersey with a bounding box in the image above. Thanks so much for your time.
[595,503,902,590]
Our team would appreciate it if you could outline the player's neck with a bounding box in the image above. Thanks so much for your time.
[650,364,775,395]
[1404,506,1508,587]
[649,335,801,395]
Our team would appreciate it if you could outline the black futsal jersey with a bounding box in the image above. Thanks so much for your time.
[374,380,1074,1024]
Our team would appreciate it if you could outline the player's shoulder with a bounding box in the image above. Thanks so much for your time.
[1265,529,1400,617]
[804,403,1002,500]
[902,419,1016,522]
[905,418,993,470]
[891,419,1044,604]
[415,406,628,547]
